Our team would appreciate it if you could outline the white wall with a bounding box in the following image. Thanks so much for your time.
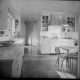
[20,20,26,44]
[0,0,8,29]
[0,0,19,33]
[21,18,41,54]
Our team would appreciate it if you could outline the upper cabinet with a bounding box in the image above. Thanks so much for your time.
[41,12,76,32]
[40,12,78,40]
[41,14,49,31]
[63,16,75,32]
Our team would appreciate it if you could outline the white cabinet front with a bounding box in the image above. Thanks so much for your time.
[40,40,50,54]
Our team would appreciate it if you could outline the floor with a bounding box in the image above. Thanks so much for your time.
[20,47,77,78]
[21,53,60,78]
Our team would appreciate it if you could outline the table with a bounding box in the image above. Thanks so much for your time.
[58,45,78,53]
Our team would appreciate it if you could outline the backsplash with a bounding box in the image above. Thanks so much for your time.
[40,25,78,40]
[40,31,78,40]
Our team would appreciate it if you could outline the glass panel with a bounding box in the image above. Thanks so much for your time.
[67,17,75,32]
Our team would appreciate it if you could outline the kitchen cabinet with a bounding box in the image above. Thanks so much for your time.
[12,43,24,77]
[40,39,75,54]
[0,39,24,78]
[41,12,76,33]
[41,14,49,31]
[40,12,77,54]
[40,40,50,54]
[50,39,74,54]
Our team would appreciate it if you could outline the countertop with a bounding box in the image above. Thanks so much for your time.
[0,38,24,60]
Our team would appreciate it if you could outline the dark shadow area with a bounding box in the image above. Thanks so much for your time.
[24,47,29,53]
[37,50,41,55]
[0,60,13,78]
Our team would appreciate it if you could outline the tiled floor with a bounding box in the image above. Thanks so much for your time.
[21,53,60,78]
[20,47,77,78]
[21,54,60,78]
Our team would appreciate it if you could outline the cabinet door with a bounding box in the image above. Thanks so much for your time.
[16,54,23,77]
[12,58,19,77]
[12,54,23,77]
[40,40,50,54]
[0,60,13,78]
[51,43,56,53]
[12,45,24,78]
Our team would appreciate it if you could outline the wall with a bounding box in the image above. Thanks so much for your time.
[24,22,38,54]
[78,9,80,78]
[22,17,41,54]
[31,22,37,46]
[37,14,41,54]
[25,21,40,46]
[0,0,8,29]
[20,20,26,44]
[0,0,19,36]
[20,21,37,54]
[23,22,31,45]
[75,15,79,32]
[31,22,38,55]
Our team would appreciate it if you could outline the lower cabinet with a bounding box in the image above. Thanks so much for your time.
[12,59,19,77]
[0,60,13,78]
[0,44,24,78]
[40,40,51,54]
[12,54,23,77]
[12,46,24,78]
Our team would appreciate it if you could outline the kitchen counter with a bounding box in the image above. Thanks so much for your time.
[0,44,19,60]
[57,45,78,53]
[40,39,75,54]
[0,38,24,78]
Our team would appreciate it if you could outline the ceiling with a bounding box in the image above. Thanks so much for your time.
[11,0,80,22]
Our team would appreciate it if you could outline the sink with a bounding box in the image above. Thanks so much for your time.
[0,40,15,46]
[0,38,24,46]
[10,38,24,44]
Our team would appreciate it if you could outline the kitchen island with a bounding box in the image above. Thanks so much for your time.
[0,38,24,78]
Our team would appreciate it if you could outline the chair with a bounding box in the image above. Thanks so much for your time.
[55,47,69,72]
[55,47,60,70]
[67,51,78,76]
[60,49,69,72]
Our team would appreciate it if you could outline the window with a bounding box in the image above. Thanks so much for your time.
[8,8,15,36]
[42,15,48,31]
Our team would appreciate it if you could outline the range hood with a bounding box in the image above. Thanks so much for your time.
[49,14,67,26]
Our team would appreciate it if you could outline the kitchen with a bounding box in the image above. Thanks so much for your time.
[0,0,80,78]
[40,12,78,54]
